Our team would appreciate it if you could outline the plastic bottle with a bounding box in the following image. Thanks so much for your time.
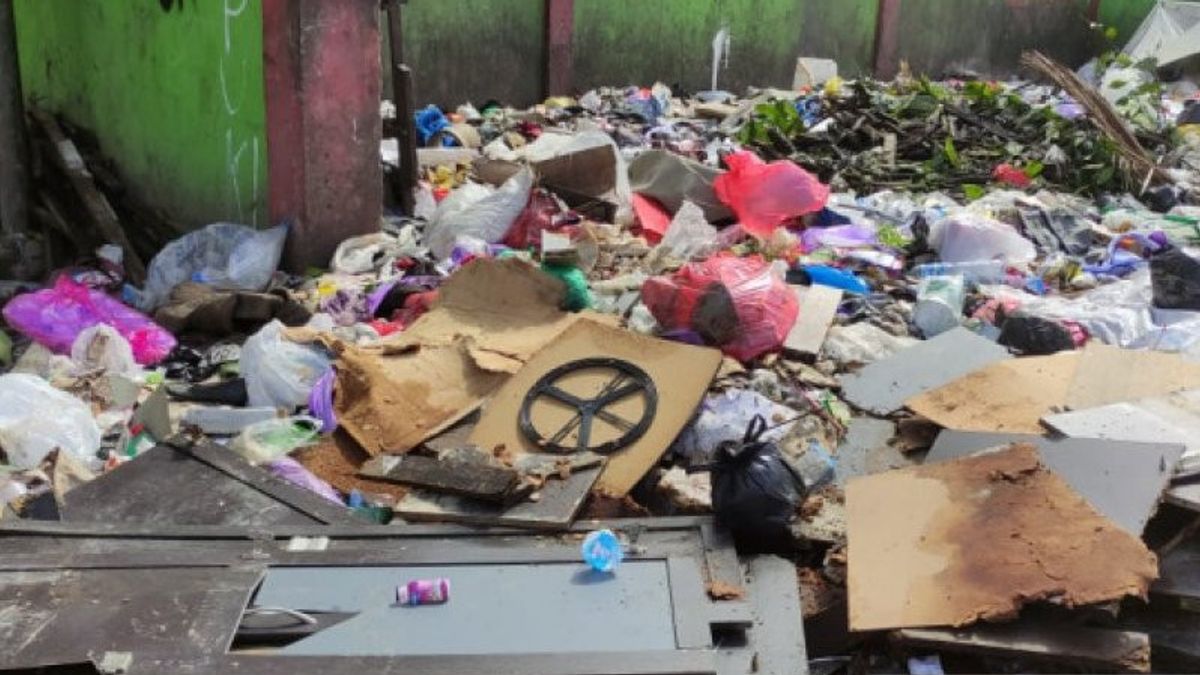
[793,265,869,295]
[581,529,624,573]
[912,275,966,338]
[395,578,451,606]
[913,260,1006,284]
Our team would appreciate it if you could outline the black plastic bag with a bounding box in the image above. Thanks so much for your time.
[1152,246,1200,310]
[709,415,805,540]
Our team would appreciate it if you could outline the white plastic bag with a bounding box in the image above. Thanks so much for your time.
[231,415,321,465]
[929,213,1036,264]
[425,170,533,260]
[70,324,138,375]
[131,222,289,311]
[241,321,332,409]
[659,201,720,260]
[0,374,101,469]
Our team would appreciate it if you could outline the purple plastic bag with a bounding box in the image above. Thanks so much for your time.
[264,456,343,505]
[308,368,338,433]
[3,276,176,365]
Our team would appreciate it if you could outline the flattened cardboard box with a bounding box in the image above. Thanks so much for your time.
[470,319,723,496]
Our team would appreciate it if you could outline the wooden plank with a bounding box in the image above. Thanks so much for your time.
[29,107,146,283]
[896,622,1150,673]
[1064,343,1200,411]
[906,351,1080,434]
[784,284,842,356]
[358,454,519,503]
[394,466,601,530]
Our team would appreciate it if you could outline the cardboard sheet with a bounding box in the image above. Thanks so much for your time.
[904,352,1080,434]
[332,259,610,456]
[1064,343,1200,411]
[847,444,1157,632]
[469,319,723,496]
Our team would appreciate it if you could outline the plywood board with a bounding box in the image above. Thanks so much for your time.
[1064,343,1200,411]
[469,319,722,497]
[840,328,1011,416]
[784,285,842,355]
[905,351,1081,434]
[927,430,1183,534]
[359,454,518,502]
[846,444,1157,632]
[394,466,601,530]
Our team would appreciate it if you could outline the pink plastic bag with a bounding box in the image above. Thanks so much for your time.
[713,151,829,238]
[641,255,799,362]
[2,276,176,365]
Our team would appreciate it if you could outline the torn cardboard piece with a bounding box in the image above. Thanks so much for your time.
[905,351,1081,434]
[847,443,1157,632]
[330,259,613,456]
[469,319,723,497]
[1064,343,1200,411]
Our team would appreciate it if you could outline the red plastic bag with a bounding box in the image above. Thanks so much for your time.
[641,255,799,362]
[2,276,176,365]
[713,151,829,238]
[502,188,566,250]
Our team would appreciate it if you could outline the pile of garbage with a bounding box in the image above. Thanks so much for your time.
[6,48,1200,673]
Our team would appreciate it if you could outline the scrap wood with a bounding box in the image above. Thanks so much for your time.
[846,443,1157,632]
[1063,342,1200,411]
[469,318,723,497]
[895,622,1151,673]
[29,107,146,284]
[1021,51,1172,189]
[359,453,520,503]
[905,351,1081,434]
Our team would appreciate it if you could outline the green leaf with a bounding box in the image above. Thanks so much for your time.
[962,184,985,201]
[1105,26,1119,41]
[943,138,961,167]
[1024,161,1045,178]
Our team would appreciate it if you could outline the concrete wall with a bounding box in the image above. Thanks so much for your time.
[13,0,267,228]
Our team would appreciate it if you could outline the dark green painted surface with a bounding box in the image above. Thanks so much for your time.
[1099,0,1158,43]
[13,0,267,228]
[572,0,878,94]
[400,0,547,108]
[893,0,1104,76]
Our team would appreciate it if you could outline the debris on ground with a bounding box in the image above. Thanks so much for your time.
[6,32,1200,674]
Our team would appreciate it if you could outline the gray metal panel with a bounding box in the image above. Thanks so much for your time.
[927,430,1183,534]
[0,567,262,670]
[255,562,677,655]
[839,327,1011,416]
[743,555,808,675]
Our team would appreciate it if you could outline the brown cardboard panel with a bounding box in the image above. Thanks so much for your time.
[469,319,722,497]
[1064,342,1200,411]
[904,352,1081,434]
[846,444,1157,632]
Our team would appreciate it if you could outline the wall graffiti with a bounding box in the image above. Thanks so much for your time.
[219,0,259,226]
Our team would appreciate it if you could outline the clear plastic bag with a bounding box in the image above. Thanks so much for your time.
[713,151,829,238]
[928,213,1036,264]
[130,222,288,311]
[425,170,533,259]
[241,321,332,409]
[3,276,176,365]
[232,416,321,465]
[0,373,101,469]
[70,324,138,375]
[641,255,799,362]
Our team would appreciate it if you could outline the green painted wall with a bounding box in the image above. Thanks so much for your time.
[13,0,267,228]
[399,0,547,109]
[572,0,878,93]
[1099,0,1158,42]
